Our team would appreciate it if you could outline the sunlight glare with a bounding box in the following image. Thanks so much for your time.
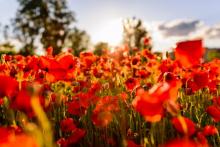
[92,18,123,46]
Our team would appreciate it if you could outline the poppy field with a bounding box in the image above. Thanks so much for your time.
[0,39,220,147]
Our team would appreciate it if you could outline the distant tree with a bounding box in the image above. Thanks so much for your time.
[0,24,11,43]
[65,27,90,56]
[3,25,10,41]
[93,42,109,56]
[123,17,152,54]
[13,0,75,55]
[0,42,16,55]
[0,25,16,54]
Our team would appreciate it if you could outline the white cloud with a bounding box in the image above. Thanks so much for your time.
[157,19,204,38]
[149,19,220,51]
[205,24,220,39]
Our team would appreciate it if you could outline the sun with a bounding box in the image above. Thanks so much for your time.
[92,18,123,46]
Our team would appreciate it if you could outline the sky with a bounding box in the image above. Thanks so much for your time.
[1,0,220,52]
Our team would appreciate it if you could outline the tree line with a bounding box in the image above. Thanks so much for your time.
[0,0,152,56]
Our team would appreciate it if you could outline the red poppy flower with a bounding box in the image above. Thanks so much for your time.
[81,92,98,108]
[158,71,180,84]
[171,116,196,136]
[0,127,11,144]
[3,54,12,61]
[159,58,176,73]
[196,132,208,146]
[60,118,76,133]
[66,128,86,145]
[72,80,89,93]
[80,52,97,68]
[46,68,67,82]
[92,96,119,127]
[0,64,7,71]
[142,49,155,59]
[132,89,164,122]
[193,71,209,89]
[57,54,77,71]
[206,105,220,122]
[0,98,4,105]
[80,52,94,58]
[132,82,176,122]
[92,111,113,127]
[25,55,39,71]
[136,69,150,78]
[39,56,68,81]
[143,37,150,45]
[0,75,18,99]
[46,46,53,56]
[35,70,46,82]
[207,80,218,93]
[202,125,218,136]
[137,81,180,121]
[67,100,86,116]
[120,92,128,102]
[174,39,205,68]
[39,56,60,71]
[10,90,32,113]
[212,96,220,106]
[14,55,24,62]
[56,138,67,147]
[72,85,100,109]
[125,78,139,91]
[89,82,102,94]
[131,56,140,66]
[184,80,199,94]
[10,82,45,117]
[92,67,102,78]
[67,88,100,116]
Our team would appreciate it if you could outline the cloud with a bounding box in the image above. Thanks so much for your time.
[157,20,204,38]
[148,19,220,51]
[205,24,220,39]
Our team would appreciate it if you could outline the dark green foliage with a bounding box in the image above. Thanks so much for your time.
[13,0,74,55]
[205,48,220,61]
[65,27,90,57]
[93,42,109,56]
